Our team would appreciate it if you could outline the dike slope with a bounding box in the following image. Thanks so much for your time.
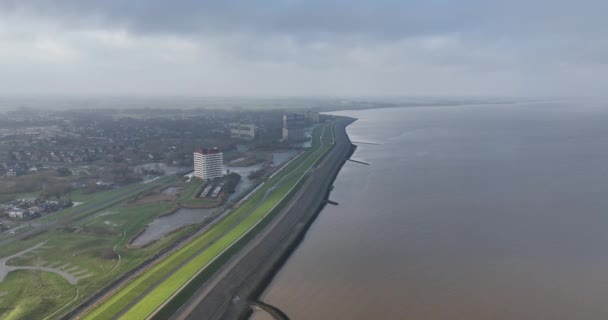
[171,117,355,320]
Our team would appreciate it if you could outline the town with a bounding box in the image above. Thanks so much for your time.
[0,107,322,228]
[0,102,342,320]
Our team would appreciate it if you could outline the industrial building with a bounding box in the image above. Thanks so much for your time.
[306,110,320,123]
[193,147,224,180]
[229,121,256,140]
[8,209,32,220]
[282,113,306,141]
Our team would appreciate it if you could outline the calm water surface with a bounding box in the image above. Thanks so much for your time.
[254,103,608,320]
[130,207,216,246]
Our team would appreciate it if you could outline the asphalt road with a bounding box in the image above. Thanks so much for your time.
[171,118,354,320]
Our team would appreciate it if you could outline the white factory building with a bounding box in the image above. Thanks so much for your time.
[193,147,224,180]
[282,113,306,141]
[229,121,256,140]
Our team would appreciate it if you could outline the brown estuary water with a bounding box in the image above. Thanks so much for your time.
[253,102,608,320]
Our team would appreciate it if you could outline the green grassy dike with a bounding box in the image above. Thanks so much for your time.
[81,123,335,320]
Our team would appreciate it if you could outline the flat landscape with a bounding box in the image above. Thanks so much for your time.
[0,189,198,320]
[181,117,353,320]
[0,119,336,320]
[2,1,604,318]
[79,123,335,319]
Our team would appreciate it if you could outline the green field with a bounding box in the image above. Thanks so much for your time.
[66,190,101,203]
[0,270,76,320]
[176,174,240,208]
[0,175,201,320]
[82,123,335,320]
[177,179,203,202]
[175,179,216,207]
[38,176,177,224]
[0,177,177,261]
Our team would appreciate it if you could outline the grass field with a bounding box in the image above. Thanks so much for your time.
[81,123,335,320]
[175,179,217,208]
[0,270,76,320]
[0,177,177,263]
[39,175,178,224]
[0,175,200,320]
[66,190,101,203]
[176,180,203,202]
[176,177,238,208]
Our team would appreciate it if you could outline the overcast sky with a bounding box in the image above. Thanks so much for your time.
[0,0,606,98]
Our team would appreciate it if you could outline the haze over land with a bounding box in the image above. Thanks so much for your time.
[4,2,608,319]
[1,0,607,99]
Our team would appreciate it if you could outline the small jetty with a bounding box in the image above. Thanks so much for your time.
[251,300,290,320]
[352,141,381,145]
[326,199,339,206]
[347,159,370,165]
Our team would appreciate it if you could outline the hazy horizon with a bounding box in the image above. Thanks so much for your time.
[0,95,545,112]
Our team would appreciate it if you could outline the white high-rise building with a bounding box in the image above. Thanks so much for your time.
[193,147,224,180]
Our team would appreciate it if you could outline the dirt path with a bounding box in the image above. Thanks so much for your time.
[0,241,79,285]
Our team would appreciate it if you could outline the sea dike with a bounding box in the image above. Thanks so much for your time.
[169,117,356,320]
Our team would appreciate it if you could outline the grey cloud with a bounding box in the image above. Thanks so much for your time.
[0,0,607,97]
[2,0,606,39]
[0,1,540,40]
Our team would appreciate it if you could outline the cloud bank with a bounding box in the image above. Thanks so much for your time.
[0,0,607,97]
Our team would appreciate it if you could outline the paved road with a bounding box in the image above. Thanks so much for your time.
[172,118,354,320]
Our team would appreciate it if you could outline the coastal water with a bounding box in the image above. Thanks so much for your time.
[253,102,608,319]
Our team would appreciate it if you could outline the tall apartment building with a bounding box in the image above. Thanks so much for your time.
[282,113,306,141]
[229,121,256,140]
[193,147,224,180]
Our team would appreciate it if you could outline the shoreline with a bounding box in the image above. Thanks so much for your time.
[171,116,356,320]
[244,142,357,320]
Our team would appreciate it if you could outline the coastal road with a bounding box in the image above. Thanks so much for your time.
[172,117,354,320]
